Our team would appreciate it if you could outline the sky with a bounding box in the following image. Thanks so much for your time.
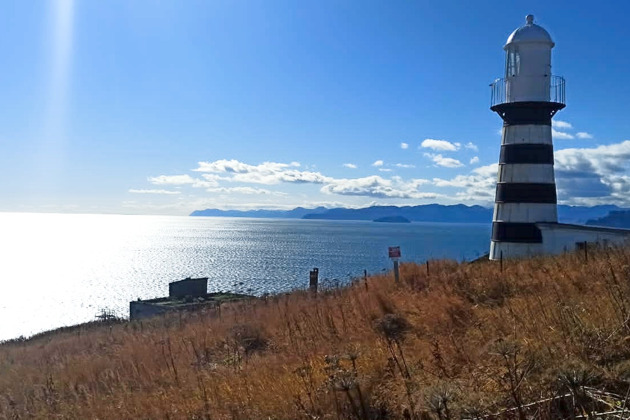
[2,0,630,215]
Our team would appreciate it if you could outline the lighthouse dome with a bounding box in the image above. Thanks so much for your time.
[505,15,554,49]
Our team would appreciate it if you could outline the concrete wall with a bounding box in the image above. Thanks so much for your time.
[538,223,630,255]
[129,301,170,320]
[490,241,545,260]
[169,277,207,299]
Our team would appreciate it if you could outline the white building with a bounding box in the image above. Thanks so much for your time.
[488,15,630,260]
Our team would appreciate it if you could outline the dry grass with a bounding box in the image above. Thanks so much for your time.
[3,246,630,419]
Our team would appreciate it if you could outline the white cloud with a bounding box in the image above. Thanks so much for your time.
[147,158,442,203]
[555,141,630,176]
[395,163,415,168]
[552,128,575,140]
[576,132,594,139]
[424,141,630,206]
[554,141,630,205]
[321,176,435,199]
[400,142,409,150]
[469,156,480,164]
[195,159,299,174]
[432,163,498,203]
[420,139,460,152]
[552,120,573,129]
[343,163,358,169]
[193,159,331,185]
[149,174,196,185]
[128,189,181,195]
[148,174,218,188]
[206,187,287,196]
[424,153,464,168]
[465,142,479,151]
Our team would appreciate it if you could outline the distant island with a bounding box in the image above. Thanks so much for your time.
[373,216,411,223]
[192,204,627,224]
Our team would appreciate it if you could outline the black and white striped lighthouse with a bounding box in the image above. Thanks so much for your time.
[489,15,566,260]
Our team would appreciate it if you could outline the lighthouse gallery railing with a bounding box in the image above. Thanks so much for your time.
[490,75,565,107]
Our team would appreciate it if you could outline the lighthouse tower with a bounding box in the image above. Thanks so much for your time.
[489,15,565,260]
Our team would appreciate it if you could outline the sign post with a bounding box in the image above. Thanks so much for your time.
[388,246,401,283]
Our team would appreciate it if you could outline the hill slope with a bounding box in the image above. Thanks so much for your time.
[3,248,630,418]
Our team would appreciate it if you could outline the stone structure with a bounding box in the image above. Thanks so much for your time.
[129,277,252,320]
[168,277,208,299]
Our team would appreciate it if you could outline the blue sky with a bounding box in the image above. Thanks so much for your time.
[2,0,630,215]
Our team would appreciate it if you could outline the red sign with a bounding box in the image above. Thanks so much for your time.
[388,246,401,259]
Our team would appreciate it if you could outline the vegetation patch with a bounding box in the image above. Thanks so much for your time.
[3,247,630,418]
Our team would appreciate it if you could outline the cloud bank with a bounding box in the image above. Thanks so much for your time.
[134,138,630,209]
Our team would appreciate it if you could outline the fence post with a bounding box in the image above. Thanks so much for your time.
[309,268,318,294]
[584,241,588,263]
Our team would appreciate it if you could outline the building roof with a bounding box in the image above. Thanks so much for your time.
[169,277,208,286]
[536,222,630,235]
[505,15,554,49]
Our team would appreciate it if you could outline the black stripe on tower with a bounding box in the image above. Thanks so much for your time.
[491,101,565,126]
[500,144,554,164]
[495,183,557,203]
[492,222,543,243]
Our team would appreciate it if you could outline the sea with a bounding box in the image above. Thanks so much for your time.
[0,213,491,341]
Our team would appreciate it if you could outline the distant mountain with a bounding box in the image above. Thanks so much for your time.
[190,206,328,218]
[191,204,628,225]
[557,205,625,224]
[302,204,492,223]
[586,210,630,228]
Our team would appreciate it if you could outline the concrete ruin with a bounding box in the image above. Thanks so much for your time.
[129,277,252,320]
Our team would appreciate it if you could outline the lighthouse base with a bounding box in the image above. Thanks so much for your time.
[490,223,630,260]
[489,241,543,260]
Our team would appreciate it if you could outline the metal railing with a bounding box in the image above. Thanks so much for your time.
[490,75,565,107]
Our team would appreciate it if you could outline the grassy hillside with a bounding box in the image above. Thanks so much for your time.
[3,247,630,419]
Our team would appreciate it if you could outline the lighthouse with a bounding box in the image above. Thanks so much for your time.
[487,15,630,259]
[489,15,565,260]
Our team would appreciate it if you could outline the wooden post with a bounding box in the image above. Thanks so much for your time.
[426,261,430,276]
[363,269,368,291]
[584,241,588,263]
[393,260,400,283]
[500,251,503,273]
[309,268,319,294]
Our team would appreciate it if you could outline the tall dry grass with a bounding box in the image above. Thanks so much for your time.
[3,246,630,419]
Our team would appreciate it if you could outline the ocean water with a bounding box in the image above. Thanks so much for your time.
[0,213,490,340]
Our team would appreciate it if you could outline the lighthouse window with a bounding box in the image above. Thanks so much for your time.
[506,49,520,77]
